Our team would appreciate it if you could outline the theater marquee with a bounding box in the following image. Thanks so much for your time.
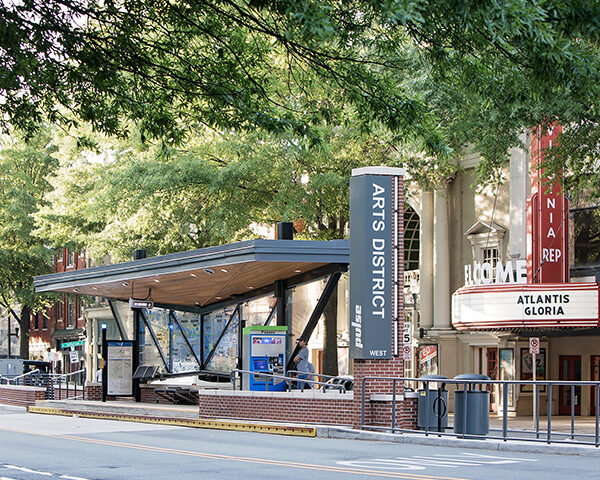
[452,283,599,329]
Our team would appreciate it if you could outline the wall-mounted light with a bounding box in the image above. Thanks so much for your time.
[73,288,79,293]
[101,323,107,330]
[122,281,129,287]
[203,268,215,275]
[194,301,201,307]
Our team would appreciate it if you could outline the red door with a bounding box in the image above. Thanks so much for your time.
[559,356,581,415]
[591,356,600,416]
[487,348,498,412]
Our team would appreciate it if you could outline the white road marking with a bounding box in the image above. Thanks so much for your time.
[337,452,539,471]
[460,453,538,462]
[0,476,18,480]
[4,465,52,476]
[60,476,90,480]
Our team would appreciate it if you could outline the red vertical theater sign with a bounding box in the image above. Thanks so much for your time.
[527,125,569,283]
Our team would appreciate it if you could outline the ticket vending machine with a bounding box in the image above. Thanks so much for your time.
[242,325,287,391]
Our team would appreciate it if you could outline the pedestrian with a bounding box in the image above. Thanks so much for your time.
[294,338,311,390]
[96,367,102,383]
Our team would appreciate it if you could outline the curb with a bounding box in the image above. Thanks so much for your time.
[316,426,600,456]
[27,406,316,437]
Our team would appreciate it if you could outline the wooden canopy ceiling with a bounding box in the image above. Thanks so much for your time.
[34,239,349,310]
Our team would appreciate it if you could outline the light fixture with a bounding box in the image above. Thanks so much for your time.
[203,268,215,275]
[294,269,302,273]
[101,323,107,330]
[73,288,79,293]
[220,268,228,273]
[122,281,129,287]
[194,301,201,306]
[154,278,160,283]
[247,286,254,290]
[92,287,98,291]
[215,296,222,300]
[190,273,197,278]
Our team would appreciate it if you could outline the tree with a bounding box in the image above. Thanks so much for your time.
[3,0,600,190]
[0,129,59,358]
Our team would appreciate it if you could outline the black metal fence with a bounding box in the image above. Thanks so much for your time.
[361,376,600,447]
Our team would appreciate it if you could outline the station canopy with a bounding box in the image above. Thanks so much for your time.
[34,239,350,311]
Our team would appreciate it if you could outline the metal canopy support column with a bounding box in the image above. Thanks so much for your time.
[286,270,343,370]
[139,310,170,372]
[132,309,141,402]
[169,310,202,370]
[107,299,126,340]
[263,300,278,327]
[275,280,287,327]
[202,304,241,370]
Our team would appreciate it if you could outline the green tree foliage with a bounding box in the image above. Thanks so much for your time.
[0,129,59,358]
[3,0,600,191]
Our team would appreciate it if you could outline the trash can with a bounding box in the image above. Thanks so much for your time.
[417,375,448,431]
[453,374,490,436]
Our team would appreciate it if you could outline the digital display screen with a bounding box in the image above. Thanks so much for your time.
[253,336,281,344]
[253,359,268,370]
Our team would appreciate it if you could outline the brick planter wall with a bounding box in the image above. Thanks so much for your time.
[198,391,354,426]
[0,385,46,406]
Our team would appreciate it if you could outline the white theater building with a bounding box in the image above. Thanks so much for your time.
[404,125,600,416]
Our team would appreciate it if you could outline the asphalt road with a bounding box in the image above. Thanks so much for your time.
[0,408,596,480]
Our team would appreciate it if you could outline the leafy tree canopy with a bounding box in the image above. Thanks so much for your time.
[0,128,60,357]
[3,0,600,192]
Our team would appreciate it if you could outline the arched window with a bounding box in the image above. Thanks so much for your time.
[404,205,420,271]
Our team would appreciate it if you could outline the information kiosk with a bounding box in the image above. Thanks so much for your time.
[242,325,287,391]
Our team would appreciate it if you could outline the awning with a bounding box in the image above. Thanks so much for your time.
[34,239,349,310]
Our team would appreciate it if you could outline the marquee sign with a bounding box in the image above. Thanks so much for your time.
[349,167,404,359]
[452,283,599,329]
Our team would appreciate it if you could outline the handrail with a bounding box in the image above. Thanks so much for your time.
[230,369,347,393]
[359,375,600,447]
[7,369,41,384]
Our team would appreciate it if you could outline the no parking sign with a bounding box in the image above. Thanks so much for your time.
[529,337,540,355]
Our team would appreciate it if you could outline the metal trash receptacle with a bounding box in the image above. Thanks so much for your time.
[417,375,448,431]
[453,374,490,436]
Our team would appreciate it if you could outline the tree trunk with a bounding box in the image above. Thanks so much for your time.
[322,284,339,377]
[18,305,31,359]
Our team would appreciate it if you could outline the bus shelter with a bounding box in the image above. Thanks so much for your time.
[34,238,349,400]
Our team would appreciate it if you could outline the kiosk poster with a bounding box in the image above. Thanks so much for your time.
[349,171,393,359]
[107,341,134,395]
[520,347,546,392]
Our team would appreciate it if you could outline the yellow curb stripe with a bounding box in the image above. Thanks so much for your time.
[27,406,315,437]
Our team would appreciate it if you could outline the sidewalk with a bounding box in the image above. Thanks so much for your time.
[25,399,600,457]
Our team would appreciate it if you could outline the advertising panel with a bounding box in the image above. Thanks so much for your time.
[107,341,134,396]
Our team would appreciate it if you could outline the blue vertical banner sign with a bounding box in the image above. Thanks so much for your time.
[350,167,404,359]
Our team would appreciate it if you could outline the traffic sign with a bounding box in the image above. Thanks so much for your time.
[529,337,540,355]
[69,351,79,364]
[402,345,412,360]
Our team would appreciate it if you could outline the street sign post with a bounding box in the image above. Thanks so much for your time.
[529,337,540,426]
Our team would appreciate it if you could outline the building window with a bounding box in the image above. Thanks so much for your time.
[465,221,506,265]
[57,301,63,323]
[67,297,74,327]
[67,250,74,267]
[42,313,48,330]
[34,313,39,330]
[483,247,500,268]
[57,249,63,263]
[573,207,600,268]
[404,205,420,271]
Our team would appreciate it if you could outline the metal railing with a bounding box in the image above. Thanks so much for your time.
[230,369,349,393]
[360,376,600,447]
[0,368,87,400]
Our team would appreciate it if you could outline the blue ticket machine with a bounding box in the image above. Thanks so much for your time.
[242,326,287,391]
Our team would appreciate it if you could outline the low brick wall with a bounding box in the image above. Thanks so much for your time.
[198,390,354,426]
[366,393,418,429]
[0,385,46,406]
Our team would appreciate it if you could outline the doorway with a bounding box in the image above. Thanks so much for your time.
[559,355,581,415]
[591,356,600,416]
[487,347,498,412]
